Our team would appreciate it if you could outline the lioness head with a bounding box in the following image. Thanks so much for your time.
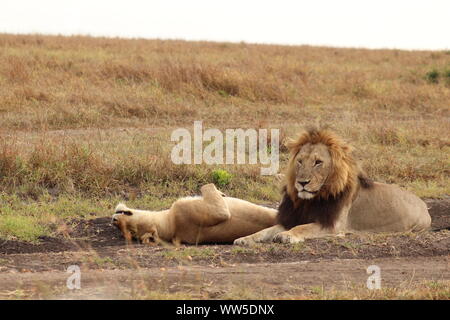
[285,128,357,202]
[112,204,161,244]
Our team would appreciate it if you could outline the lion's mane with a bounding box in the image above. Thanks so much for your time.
[277,128,373,229]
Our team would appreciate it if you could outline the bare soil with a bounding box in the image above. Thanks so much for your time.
[0,257,448,299]
[0,199,448,299]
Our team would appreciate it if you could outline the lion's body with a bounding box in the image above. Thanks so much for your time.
[348,182,430,232]
[112,184,277,245]
[234,129,431,245]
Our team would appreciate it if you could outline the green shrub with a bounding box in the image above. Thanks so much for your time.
[425,69,440,83]
[211,169,232,187]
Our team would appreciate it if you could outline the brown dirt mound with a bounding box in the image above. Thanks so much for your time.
[426,198,450,230]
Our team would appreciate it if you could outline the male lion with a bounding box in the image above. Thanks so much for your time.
[112,183,277,245]
[234,128,431,245]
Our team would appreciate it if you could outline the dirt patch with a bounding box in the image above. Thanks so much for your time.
[0,257,448,299]
[426,198,450,230]
[0,199,448,299]
[0,231,448,273]
[0,217,124,255]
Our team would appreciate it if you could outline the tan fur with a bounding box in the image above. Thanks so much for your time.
[234,129,431,245]
[285,129,358,202]
[112,184,277,245]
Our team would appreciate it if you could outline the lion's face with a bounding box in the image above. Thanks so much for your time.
[292,143,332,200]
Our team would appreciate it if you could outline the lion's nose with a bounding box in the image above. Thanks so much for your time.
[299,180,310,187]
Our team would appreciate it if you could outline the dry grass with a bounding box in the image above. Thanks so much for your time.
[0,33,448,240]
[123,280,450,300]
[1,279,448,300]
[0,34,449,129]
[299,281,450,300]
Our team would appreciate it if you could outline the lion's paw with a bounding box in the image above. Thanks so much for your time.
[233,236,255,246]
[273,232,303,244]
[201,183,217,192]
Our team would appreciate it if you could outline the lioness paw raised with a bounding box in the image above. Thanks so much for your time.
[201,183,217,192]
[273,232,303,244]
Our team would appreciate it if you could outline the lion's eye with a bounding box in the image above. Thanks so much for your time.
[297,159,303,165]
[314,160,323,166]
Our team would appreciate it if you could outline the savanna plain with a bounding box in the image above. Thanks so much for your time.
[0,34,448,299]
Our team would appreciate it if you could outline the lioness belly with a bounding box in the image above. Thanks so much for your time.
[224,197,277,226]
[198,217,274,243]
[178,198,277,244]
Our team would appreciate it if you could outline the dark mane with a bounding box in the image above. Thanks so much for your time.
[358,173,374,189]
[277,171,374,230]
[276,185,352,230]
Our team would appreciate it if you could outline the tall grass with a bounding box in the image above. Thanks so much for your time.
[0,134,280,200]
[0,34,448,241]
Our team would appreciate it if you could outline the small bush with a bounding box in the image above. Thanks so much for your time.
[425,70,440,83]
[211,169,232,187]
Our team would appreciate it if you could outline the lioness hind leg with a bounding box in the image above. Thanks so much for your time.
[172,184,231,227]
[234,225,285,246]
[200,184,228,208]
[198,183,231,225]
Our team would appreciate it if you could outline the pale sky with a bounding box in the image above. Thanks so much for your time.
[1,0,449,50]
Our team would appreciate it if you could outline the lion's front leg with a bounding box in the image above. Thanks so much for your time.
[234,225,285,245]
[140,229,160,245]
[273,223,335,244]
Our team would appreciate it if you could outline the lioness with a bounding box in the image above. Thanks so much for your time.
[112,183,277,245]
[234,128,431,245]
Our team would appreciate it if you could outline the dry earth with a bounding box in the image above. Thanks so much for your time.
[0,199,448,299]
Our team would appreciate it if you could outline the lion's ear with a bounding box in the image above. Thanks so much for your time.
[116,210,133,216]
[285,131,311,154]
